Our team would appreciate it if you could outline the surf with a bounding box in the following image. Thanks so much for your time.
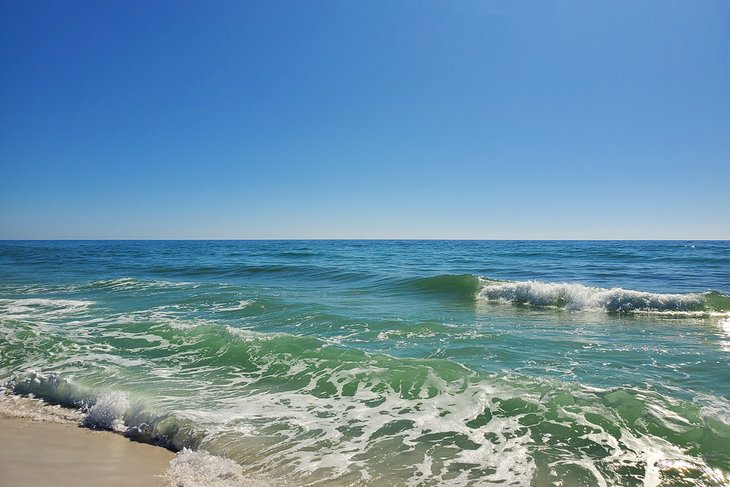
[396,273,730,315]
[476,277,730,315]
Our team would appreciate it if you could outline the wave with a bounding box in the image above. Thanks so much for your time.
[4,367,729,486]
[10,274,726,317]
[4,371,201,448]
[477,278,730,315]
[0,298,94,320]
[0,390,84,423]
[84,391,130,430]
[145,263,375,282]
[5,373,131,431]
[402,274,482,299]
[3,319,730,486]
[0,385,273,485]
[79,277,199,292]
[398,274,730,315]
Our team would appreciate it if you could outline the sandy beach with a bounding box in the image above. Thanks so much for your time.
[0,415,174,487]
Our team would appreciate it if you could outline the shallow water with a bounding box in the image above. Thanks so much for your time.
[1,240,729,486]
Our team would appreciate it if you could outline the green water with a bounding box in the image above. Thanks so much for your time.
[1,240,729,486]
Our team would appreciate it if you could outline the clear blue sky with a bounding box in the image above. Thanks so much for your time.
[1,1,728,239]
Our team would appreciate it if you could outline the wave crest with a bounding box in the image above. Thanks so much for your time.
[477,279,729,314]
[407,274,481,299]
[400,273,730,314]
[84,391,130,430]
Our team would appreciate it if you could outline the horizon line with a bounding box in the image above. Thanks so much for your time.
[1,238,728,242]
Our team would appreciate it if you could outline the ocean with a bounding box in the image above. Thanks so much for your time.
[1,240,728,486]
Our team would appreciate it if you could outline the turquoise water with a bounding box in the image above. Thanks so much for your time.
[1,240,729,486]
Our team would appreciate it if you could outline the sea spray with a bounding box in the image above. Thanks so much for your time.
[84,391,130,430]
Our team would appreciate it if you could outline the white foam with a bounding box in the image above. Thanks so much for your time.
[720,318,730,352]
[4,297,729,485]
[4,367,729,486]
[85,391,130,430]
[212,300,254,312]
[7,371,94,407]
[0,390,84,423]
[0,298,94,320]
[476,279,714,314]
[187,369,538,487]
[89,277,196,291]
[6,373,133,431]
[164,448,274,487]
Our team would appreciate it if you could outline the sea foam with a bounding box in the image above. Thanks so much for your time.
[164,449,274,487]
[84,391,130,430]
[476,278,728,314]
[0,298,94,320]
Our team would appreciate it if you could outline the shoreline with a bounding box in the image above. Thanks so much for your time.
[0,392,273,487]
[0,414,174,487]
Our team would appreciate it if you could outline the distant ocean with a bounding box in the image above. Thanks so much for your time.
[1,240,729,486]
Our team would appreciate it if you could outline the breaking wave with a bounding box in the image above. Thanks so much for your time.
[3,365,729,486]
[405,274,482,299]
[401,274,730,315]
[476,278,730,314]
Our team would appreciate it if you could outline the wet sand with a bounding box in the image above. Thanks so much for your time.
[0,416,174,487]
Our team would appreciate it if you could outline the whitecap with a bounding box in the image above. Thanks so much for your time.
[476,278,722,314]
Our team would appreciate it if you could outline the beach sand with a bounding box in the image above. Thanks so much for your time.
[0,415,174,487]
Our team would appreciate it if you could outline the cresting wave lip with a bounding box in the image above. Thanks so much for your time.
[2,371,203,450]
[403,274,482,298]
[0,389,273,486]
[403,274,730,315]
[476,277,730,315]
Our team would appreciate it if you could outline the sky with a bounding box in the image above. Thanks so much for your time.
[1,0,729,239]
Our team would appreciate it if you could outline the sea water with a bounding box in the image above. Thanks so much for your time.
[0,240,728,486]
